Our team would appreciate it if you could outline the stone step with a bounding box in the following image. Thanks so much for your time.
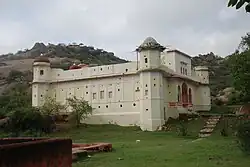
[204,124,216,128]
[199,133,211,138]
[206,121,218,125]
[208,118,220,122]
[200,128,214,133]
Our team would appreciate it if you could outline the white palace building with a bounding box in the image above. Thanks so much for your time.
[32,37,211,131]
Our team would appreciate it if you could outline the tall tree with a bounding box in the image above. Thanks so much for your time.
[229,33,250,102]
[228,0,250,12]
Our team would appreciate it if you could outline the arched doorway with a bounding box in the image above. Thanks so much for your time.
[188,88,192,104]
[182,83,188,107]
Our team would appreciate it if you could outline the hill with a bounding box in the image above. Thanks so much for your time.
[0,42,128,94]
[191,52,231,97]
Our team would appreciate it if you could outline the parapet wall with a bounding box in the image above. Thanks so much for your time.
[0,137,72,167]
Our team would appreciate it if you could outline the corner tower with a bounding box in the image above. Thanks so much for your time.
[136,37,166,131]
[32,56,51,107]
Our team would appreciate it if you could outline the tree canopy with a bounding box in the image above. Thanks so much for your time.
[228,0,250,12]
[228,33,250,102]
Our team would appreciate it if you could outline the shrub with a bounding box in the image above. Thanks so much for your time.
[237,121,250,154]
[66,96,93,128]
[177,120,188,136]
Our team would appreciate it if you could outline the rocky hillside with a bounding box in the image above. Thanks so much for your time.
[191,52,232,97]
[0,42,128,94]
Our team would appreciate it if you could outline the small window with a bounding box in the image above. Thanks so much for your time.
[146,109,148,111]
[108,91,112,98]
[86,92,88,94]
[145,84,148,87]
[185,69,187,75]
[100,68,102,71]
[100,91,104,99]
[40,70,44,75]
[106,105,109,108]
[92,93,97,99]
[180,67,183,74]
[145,58,148,63]
[120,104,123,107]
[40,95,43,97]
[125,69,128,72]
[133,103,136,106]
[145,90,148,96]
[154,84,156,87]
[118,88,120,91]
[98,106,100,108]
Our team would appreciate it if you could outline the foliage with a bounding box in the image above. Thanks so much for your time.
[228,0,250,12]
[239,33,250,51]
[38,96,66,116]
[4,107,55,136]
[0,83,31,117]
[177,119,188,136]
[66,96,93,128]
[237,121,250,154]
[6,70,25,83]
[228,51,250,102]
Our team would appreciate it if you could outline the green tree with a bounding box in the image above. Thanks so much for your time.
[228,33,250,102]
[228,0,250,12]
[66,96,93,128]
[38,96,66,116]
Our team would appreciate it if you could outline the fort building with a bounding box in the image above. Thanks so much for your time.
[32,37,211,131]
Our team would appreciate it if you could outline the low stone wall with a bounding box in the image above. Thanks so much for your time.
[0,137,72,167]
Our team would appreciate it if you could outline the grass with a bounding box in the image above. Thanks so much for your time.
[50,118,250,167]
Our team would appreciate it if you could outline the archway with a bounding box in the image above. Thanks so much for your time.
[181,83,188,107]
[188,88,192,104]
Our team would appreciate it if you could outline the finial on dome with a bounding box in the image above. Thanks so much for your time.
[136,37,165,52]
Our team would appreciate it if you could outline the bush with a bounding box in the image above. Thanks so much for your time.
[67,96,93,128]
[237,121,250,154]
[4,107,56,136]
[177,120,188,136]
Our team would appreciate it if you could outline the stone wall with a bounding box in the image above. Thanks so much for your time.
[0,137,72,167]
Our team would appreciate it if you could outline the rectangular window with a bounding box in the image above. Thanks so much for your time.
[92,93,97,99]
[40,70,44,75]
[100,91,104,99]
[108,91,112,98]
[145,90,148,96]
[185,69,187,75]
[180,67,183,74]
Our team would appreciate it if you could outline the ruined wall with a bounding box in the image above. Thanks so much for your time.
[0,138,72,167]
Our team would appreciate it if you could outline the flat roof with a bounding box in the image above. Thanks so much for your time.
[166,49,192,59]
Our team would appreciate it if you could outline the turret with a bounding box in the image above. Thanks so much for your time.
[33,56,51,82]
[32,56,51,107]
[194,66,209,84]
[136,37,165,70]
[136,37,165,131]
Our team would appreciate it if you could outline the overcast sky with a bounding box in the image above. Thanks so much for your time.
[0,0,249,60]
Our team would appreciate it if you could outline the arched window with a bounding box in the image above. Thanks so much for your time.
[181,83,188,106]
[177,85,181,102]
[188,88,192,104]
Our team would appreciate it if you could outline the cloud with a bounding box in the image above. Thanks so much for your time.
[0,0,249,60]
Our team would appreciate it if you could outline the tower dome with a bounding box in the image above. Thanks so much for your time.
[136,37,165,52]
[34,56,50,63]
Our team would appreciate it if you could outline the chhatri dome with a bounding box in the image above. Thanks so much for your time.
[33,56,50,63]
[136,37,165,52]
